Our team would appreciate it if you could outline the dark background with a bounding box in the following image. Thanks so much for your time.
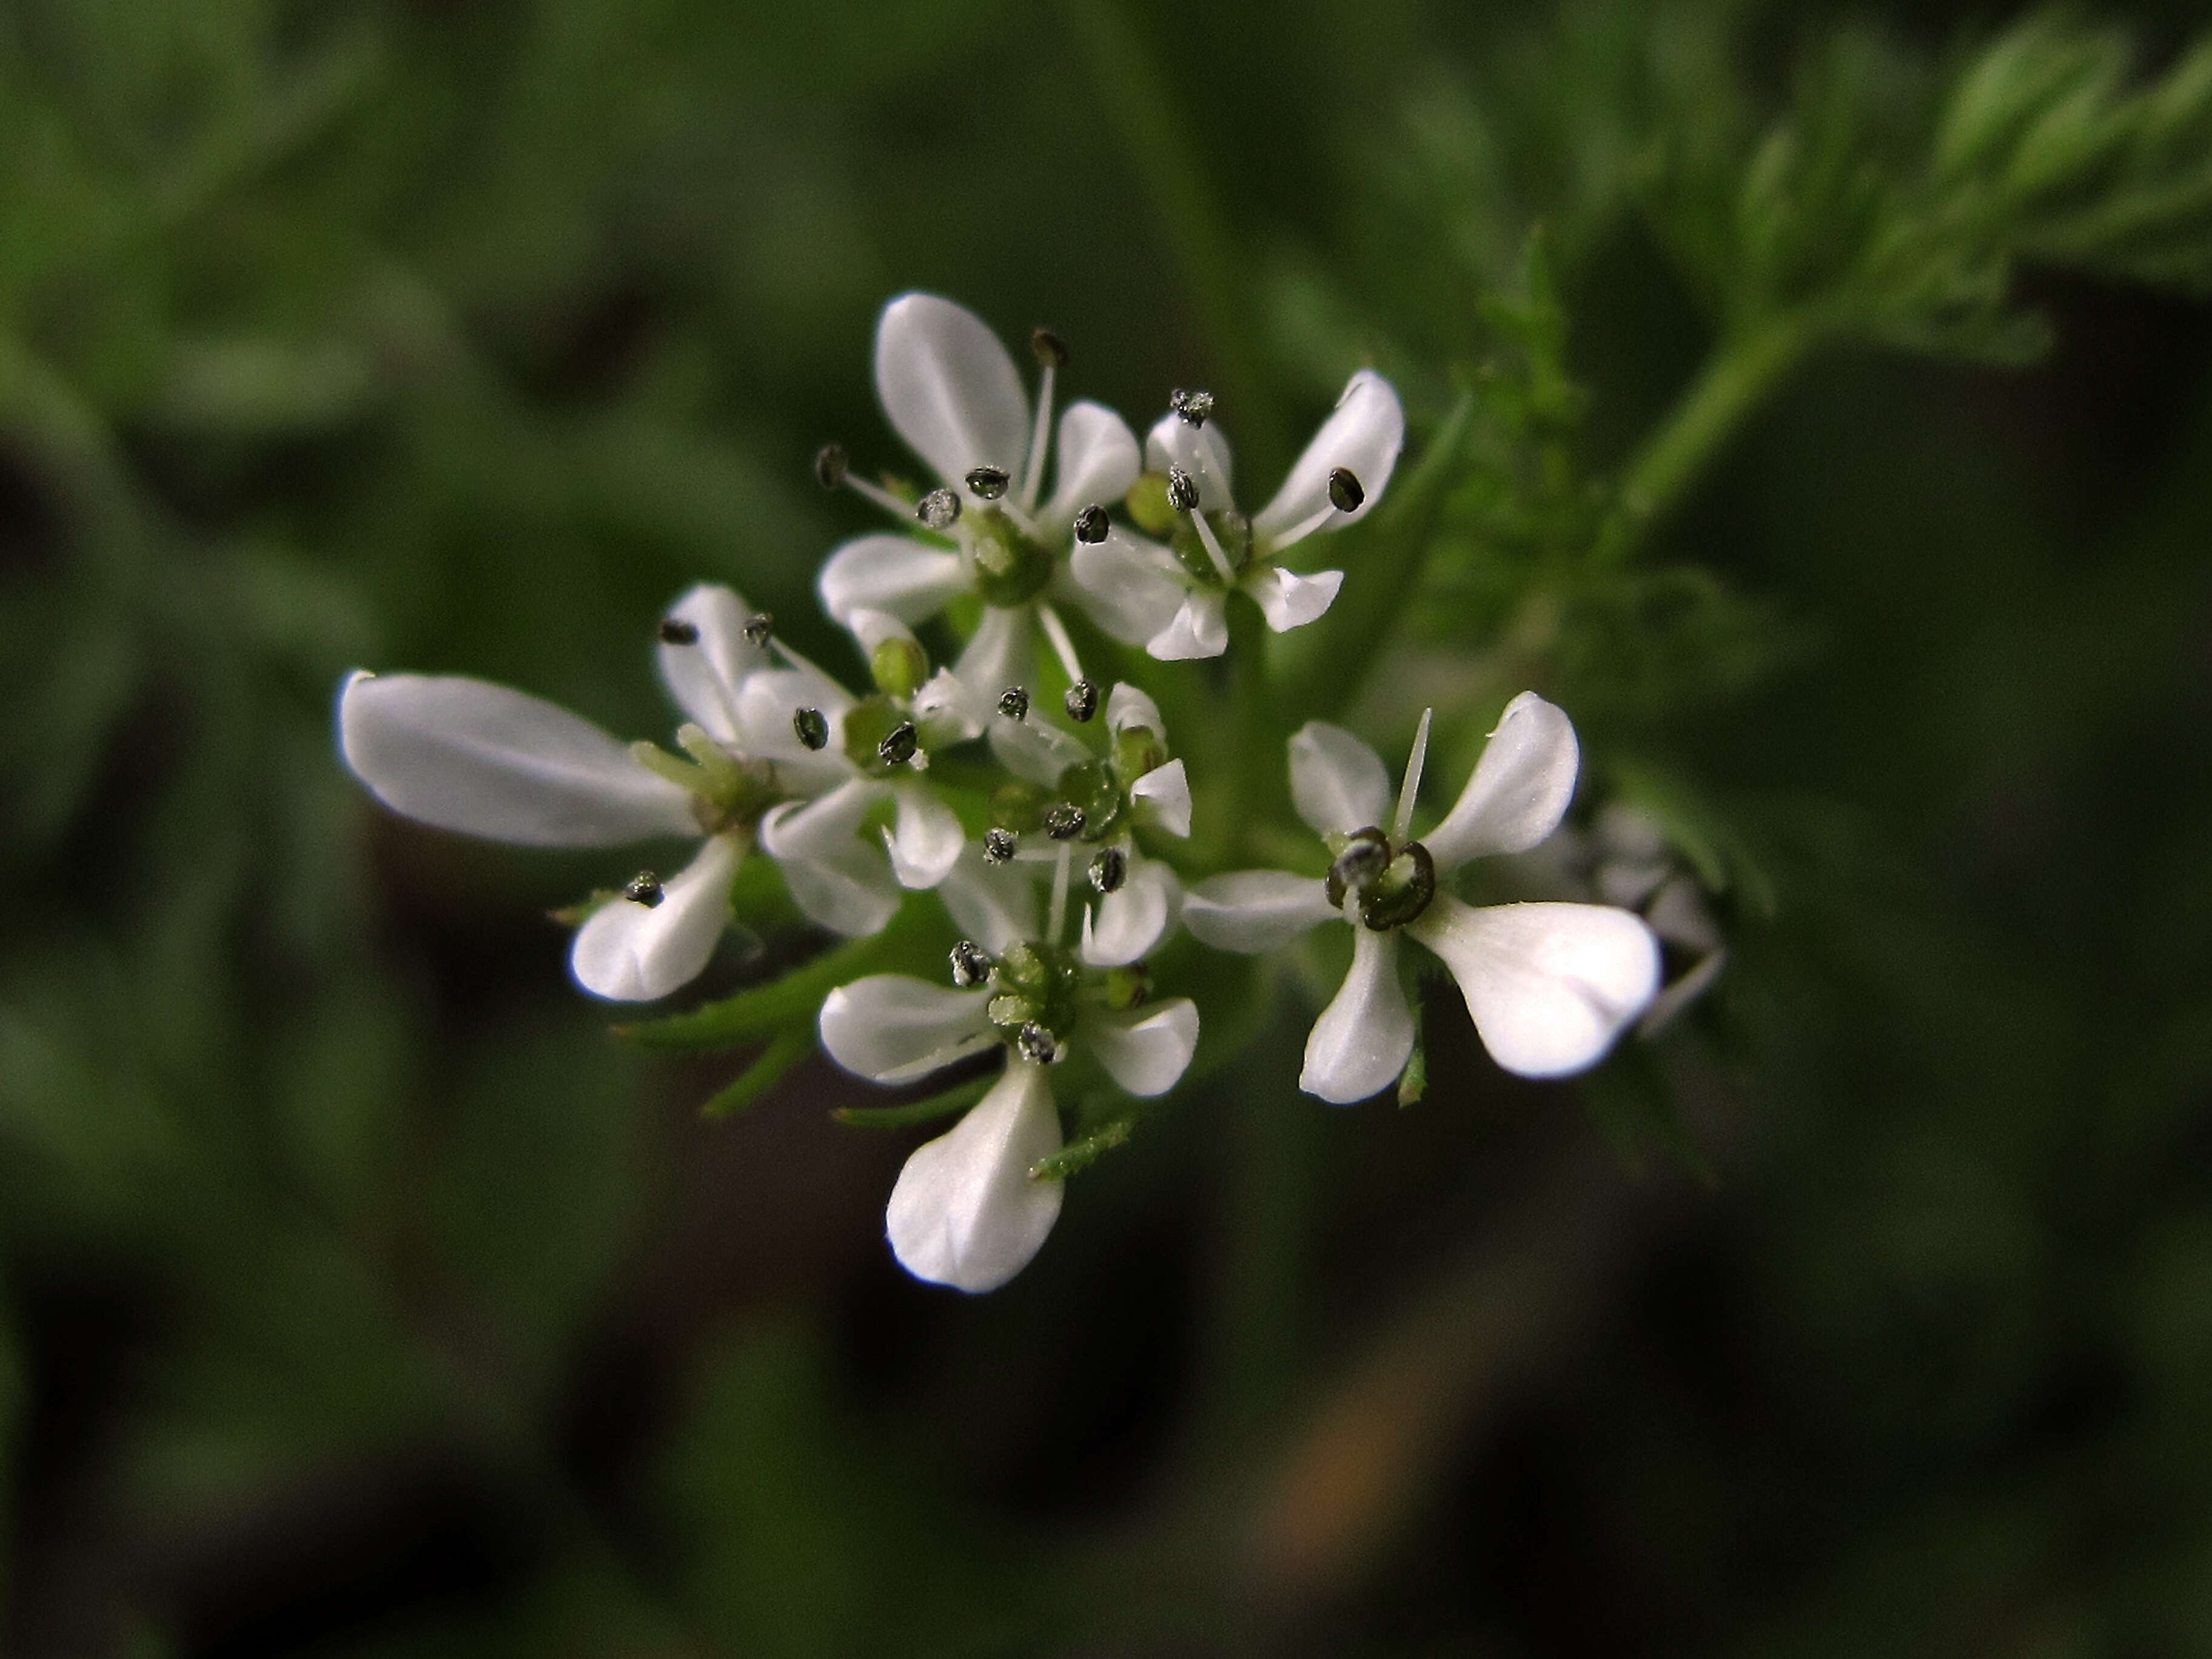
[2,0,2210,1652]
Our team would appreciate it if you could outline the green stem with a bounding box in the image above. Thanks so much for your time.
[1604,315,1819,562]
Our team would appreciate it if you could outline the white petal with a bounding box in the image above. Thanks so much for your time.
[1144,411,1235,509]
[1407,896,1659,1079]
[1421,692,1580,871]
[937,844,1041,954]
[733,666,856,768]
[1299,925,1414,1104]
[1042,401,1142,526]
[1068,529,1190,646]
[1252,369,1404,545]
[954,604,1036,705]
[820,534,970,627]
[844,606,920,662]
[1088,998,1199,1096]
[1183,870,1339,953]
[819,973,996,1085]
[989,704,1086,788]
[874,292,1030,490]
[338,671,695,848]
[1145,591,1228,660]
[1289,720,1392,837]
[886,783,964,890]
[886,1061,1062,1293]
[569,835,739,1002]
[1081,854,1179,966]
[1597,857,1672,910]
[1244,565,1343,633]
[656,584,766,743]
[761,780,900,936]
[1129,759,1191,838]
[1106,682,1164,736]
[912,667,985,743]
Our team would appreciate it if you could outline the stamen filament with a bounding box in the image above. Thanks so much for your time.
[1274,501,1339,551]
[1393,708,1432,842]
[1189,509,1237,583]
[1048,841,1073,944]
[1021,362,1056,513]
[1036,602,1085,684]
[845,473,917,521]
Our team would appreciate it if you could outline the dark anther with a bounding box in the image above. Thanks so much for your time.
[1044,803,1087,840]
[658,618,700,646]
[814,443,848,490]
[917,487,962,530]
[793,708,830,751]
[1073,503,1110,544]
[1016,1022,1059,1064]
[1166,467,1201,512]
[877,720,920,766]
[1064,679,1099,723]
[1170,387,1215,427]
[997,685,1031,722]
[950,940,992,988]
[742,612,773,647]
[984,827,1018,864]
[1330,831,1392,894]
[1089,846,1128,894]
[623,871,666,908]
[966,466,1011,500]
[1031,327,1069,369]
[1327,466,1365,512]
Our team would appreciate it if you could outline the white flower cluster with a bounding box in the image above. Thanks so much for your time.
[335,293,1680,1294]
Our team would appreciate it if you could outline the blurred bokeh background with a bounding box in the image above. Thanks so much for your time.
[4,0,2212,1652]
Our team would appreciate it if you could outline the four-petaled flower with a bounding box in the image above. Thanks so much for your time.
[1184,694,1660,1101]
[817,292,1142,716]
[821,940,1199,1292]
[1068,370,1404,659]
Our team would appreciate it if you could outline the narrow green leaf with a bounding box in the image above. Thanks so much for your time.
[1031,1117,1134,1181]
[833,1072,996,1129]
[700,1027,813,1121]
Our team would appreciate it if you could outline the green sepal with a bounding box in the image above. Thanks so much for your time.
[833,1070,997,1128]
[1397,996,1427,1107]
[1031,1117,1134,1181]
[700,1027,812,1119]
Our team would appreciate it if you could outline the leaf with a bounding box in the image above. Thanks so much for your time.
[1031,1116,1134,1180]
[700,1027,814,1120]
[831,1071,996,1129]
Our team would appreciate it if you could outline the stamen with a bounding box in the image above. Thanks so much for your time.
[1328,466,1364,512]
[983,827,1019,864]
[623,871,665,908]
[792,708,830,751]
[1166,466,1201,512]
[1036,602,1085,685]
[1073,503,1109,543]
[1048,840,1072,942]
[1063,678,1099,723]
[1022,329,1065,514]
[1170,387,1215,427]
[966,466,1011,501]
[1089,846,1127,894]
[1273,502,1340,549]
[1393,708,1432,843]
[917,488,962,531]
[997,685,1031,722]
[1016,1021,1058,1065]
[845,472,916,520]
[742,613,773,647]
[1187,503,1238,582]
[950,939,992,988]
[658,618,700,645]
[877,720,920,767]
[1044,803,1087,840]
[813,443,848,489]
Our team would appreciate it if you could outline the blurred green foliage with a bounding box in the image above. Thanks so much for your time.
[2,0,2212,1652]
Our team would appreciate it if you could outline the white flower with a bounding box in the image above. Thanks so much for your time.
[337,584,933,1001]
[820,943,1199,1292]
[985,680,1190,967]
[1067,370,1404,660]
[816,293,1142,712]
[1183,694,1660,1101]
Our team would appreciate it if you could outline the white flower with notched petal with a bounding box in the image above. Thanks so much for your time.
[820,938,1199,1293]
[1067,372,1404,660]
[1184,695,1659,1101]
[338,585,938,1002]
[816,293,1142,712]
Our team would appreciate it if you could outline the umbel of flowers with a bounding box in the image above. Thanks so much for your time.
[335,292,1694,1295]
